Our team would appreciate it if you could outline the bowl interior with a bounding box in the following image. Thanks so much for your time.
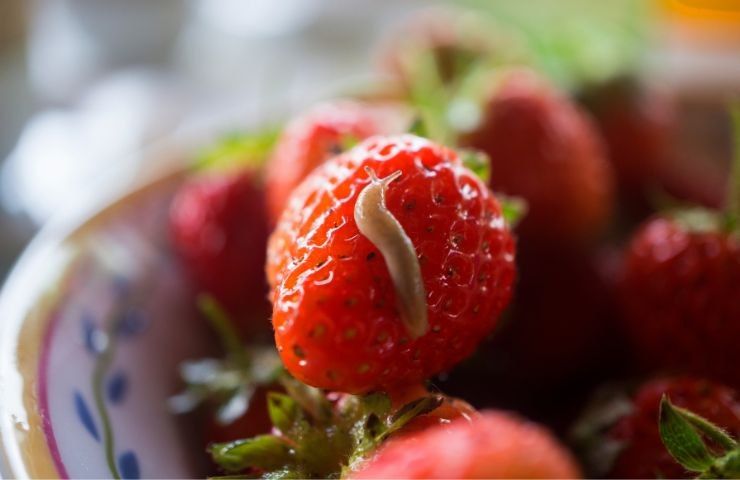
[1,172,213,478]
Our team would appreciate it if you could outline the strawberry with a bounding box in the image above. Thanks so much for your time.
[574,377,740,478]
[618,107,740,387]
[170,168,271,333]
[462,68,615,244]
[266,134,516,394]
[440,241,628,431]
[351,410,581,479]
[486,241,623,387]
[579,77,675,195]
[619,216,740,387]
[580,77,729,218]
[264,100,407,224]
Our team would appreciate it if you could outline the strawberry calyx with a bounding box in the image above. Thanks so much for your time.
[171,299,448,478]
[196,128,281,173]
[208,379,444,478]
[169,295,282,425]
[659,395,740,479]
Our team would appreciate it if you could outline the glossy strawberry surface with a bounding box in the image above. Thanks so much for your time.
[607,377,740,479]
[265,100,406,224]
[267,135,516,394]
[352,411,581,479]
[620,217,740,387]
[463,68,614,244]
[170,169,270,332]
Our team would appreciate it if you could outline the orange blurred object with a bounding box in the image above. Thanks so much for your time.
[658,0,740,43]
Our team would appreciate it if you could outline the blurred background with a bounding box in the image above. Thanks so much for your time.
[0,0,738,282]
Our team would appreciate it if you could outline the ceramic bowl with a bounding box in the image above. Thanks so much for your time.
[0,145,213,479]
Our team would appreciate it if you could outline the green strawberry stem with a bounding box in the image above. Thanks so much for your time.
[198,294,249,365]
[169,296,282,423]
[405,48,456,145]
[727,104,740,232]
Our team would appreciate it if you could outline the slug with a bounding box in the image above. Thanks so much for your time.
[354,167,429,339]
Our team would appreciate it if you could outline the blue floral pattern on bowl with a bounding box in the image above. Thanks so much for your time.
[30,176,212,478]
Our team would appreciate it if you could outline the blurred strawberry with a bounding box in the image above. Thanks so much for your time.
[265,100,408,224]
[573,377,740,479]
[170,168,271,334]
[351,411,582,479]
[580,76,728,221]
[463,68,615,245]
[579,77,675,194]
[616,107,740,387]
[438,241,629,433]
[619,215,740,387]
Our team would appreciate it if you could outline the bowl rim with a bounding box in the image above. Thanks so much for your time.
[0,142,187,479]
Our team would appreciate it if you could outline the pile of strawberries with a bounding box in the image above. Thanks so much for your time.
[168,7,740,479]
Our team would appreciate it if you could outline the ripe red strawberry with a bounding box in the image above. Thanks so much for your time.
[462,68,615,244]
[602,377,740,479]
[265,100,407,224]
[266,134,516,394]
[170,168,270,333]
[619,216,740,387]
[351,411,581,479]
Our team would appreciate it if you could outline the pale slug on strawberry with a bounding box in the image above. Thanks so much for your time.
[354,166,429,338]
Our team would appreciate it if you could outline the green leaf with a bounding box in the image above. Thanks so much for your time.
[408,117,429,138]
[498,195,528,228]
[659,395,717,473]
[216,385,255,425]
[197,129,280,172]
[263,467,308,480]
[340,133,361,152]
[249,348,285,384]
[671,208,723,235]
[459,149,491,184]
[210,435,292,473]
[675,405,738,453]
[268,393,301,434]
